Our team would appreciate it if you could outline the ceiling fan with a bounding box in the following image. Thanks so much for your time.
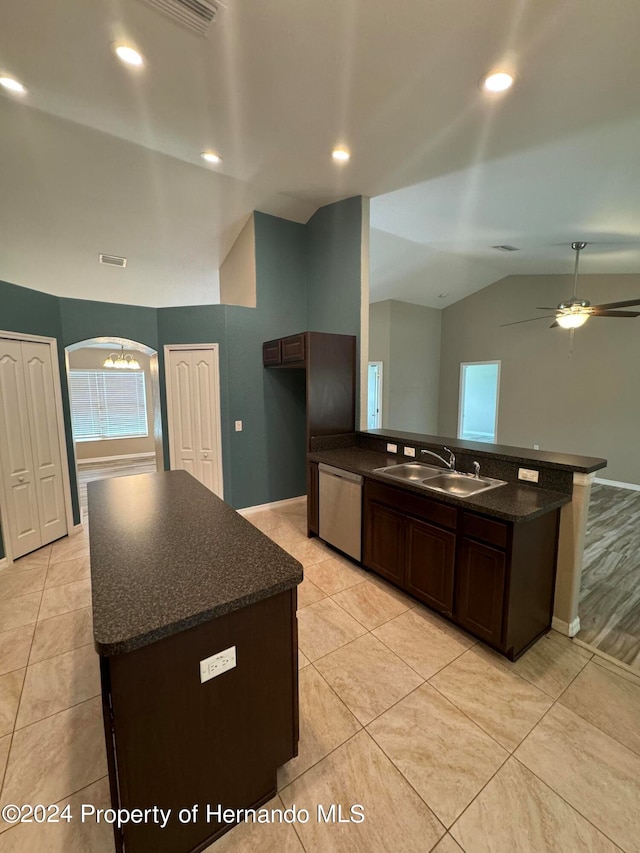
[502,241,640,329]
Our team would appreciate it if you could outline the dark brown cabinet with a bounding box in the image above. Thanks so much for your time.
[262,339,282,365]
[281,333,306,364]
[405,518,456,615]
[356,478,560,660]
[264,331,356,450]
[363,502,405,585]
[363,480,456,614]
[455,538,506,645]
[307,461,319,534]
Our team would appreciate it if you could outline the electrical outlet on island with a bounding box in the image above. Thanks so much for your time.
[403,446,416,457]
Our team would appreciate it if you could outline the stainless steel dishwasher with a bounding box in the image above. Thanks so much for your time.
[318,463,362,561]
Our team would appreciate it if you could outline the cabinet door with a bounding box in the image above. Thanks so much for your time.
[263,339,282,366]
[281,334,306,365]
[363,501,405,585]
[456,538,506,647]
[405,518,455,614]
[307,462,319,535]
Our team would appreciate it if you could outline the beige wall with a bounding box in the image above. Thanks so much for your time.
[369,299,441,433]
[438,273,640,484]
[219,214,256,307]
[68,347,156,460]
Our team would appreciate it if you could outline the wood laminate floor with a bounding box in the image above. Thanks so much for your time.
[77,456,158,514]
[578,483,640,668]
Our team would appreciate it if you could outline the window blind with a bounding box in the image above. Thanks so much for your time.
[69,369,148,441]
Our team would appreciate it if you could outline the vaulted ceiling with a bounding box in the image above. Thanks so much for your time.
[1,0,639,306]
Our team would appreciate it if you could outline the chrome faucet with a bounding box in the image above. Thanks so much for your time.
[420,446,456,471]
[472,461,481,479]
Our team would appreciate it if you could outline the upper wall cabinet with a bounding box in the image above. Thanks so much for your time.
[263,331,356,447]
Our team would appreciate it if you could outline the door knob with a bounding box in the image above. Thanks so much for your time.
[18,476,24,482]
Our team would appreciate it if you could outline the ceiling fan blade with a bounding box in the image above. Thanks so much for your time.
[591,310,640,318]
[501,315,557,327]
[535,307,559,310]
[593,299,640,310]
[550,321,559,328]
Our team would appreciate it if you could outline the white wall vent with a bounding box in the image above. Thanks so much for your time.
[99,254,127,268]
[139,0,220,36]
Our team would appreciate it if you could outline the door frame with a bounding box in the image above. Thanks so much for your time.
[163,344,224,498]
[0,330,75,567]
[367,361,383,429]
[457,360,501,443]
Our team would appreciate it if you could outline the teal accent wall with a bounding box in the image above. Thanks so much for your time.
[306,196,363,424]
[0,195,363,558]
[307,195,363,335]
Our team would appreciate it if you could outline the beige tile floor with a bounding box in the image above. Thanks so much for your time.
[1,499,639,851]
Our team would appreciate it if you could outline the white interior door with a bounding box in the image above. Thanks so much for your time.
[21,342,68,544]
[0,339,68,558]
[166,346,223,497]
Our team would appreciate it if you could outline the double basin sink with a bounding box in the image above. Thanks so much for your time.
[373,462,507,499]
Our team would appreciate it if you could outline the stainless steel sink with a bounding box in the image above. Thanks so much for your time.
[418,472,506,497]
[373,463,506,498]
[373,462,443,483]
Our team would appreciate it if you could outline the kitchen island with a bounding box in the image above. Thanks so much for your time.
[88,470,302,853]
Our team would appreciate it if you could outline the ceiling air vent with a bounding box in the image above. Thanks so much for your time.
[139,0,220,36]
[99,254,127,268]
[492,245,519,252]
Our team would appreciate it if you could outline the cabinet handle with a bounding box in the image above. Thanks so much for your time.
[18,476,25,482]
[203,453,209,458]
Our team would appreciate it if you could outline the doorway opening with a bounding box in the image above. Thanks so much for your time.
[458,361,500,443]
[65,338,164,518]
[367,361,383,430]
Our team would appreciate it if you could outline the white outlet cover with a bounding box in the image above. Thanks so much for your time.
[200,646,237,683]
[518,468,540,483]
[403,446,416,457]
[234,420,243,432]
[386,443,398,453]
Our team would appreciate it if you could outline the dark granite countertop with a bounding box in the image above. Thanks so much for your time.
[88,470,302,657]
[308,447,572,522]
[362,429,607,474]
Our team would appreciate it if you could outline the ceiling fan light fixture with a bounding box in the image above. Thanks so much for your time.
[556,312,589,329]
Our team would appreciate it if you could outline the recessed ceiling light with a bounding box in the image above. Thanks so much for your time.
[201,151,222,164]
[481,71,514,93]
[0,76,27,95]
[332,147,350,162]
[114,44,144,67]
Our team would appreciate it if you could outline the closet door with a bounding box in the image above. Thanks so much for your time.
[166,347,223,498]
[21,342,68,546]
[0,341,43,558]
[0,339,68,560]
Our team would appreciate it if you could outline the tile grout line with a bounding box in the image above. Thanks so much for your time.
[0,544,53,802]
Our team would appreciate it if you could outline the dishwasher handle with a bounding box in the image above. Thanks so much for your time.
[318,463,363,486]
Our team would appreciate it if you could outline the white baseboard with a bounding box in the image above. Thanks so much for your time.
[77,452,156,465]
[552,615,581,637]
[238,495,306,516]
[0,557,7,570]
[594,477,640,492]
[72,522,84,535]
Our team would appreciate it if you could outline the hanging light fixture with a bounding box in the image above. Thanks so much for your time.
[103,346,141,369]
[555,242,591,329]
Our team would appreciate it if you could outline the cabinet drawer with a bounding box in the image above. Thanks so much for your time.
[263,339,282,366]
[365,479,457,530]
[282,334,306,364]
[463,512,509,549]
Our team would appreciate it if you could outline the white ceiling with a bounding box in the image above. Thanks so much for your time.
[1,0,640,307]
